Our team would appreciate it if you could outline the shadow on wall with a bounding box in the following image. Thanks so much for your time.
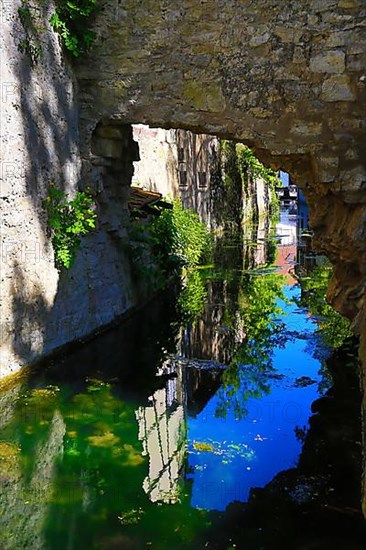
[9,2,81,228]
[1,5,138,375]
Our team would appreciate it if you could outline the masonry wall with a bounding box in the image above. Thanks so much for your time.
[0,2,137,377]
[76,0,366,331]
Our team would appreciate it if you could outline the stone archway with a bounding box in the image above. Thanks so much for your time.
[77,0,366,328]
[75,0,366,512]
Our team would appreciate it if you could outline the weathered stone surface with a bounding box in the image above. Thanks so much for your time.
[322,74,356,101]
[309,50,346,73]
[0,1,137,377]
[79,0,366,336]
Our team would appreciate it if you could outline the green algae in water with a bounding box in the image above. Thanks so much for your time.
[193,441,215,453]
[0,375,209,549]
[0,441,21,477]
[190,439,255,464]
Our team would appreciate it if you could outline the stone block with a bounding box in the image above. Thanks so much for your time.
[291,122,323,137]
[94,126,127,140]
[274,27,304,43]
[347,54,366,72]
[249,32,271,47]
[322,75,355,101]
[92,137,123,158]
[338,0,360,7]
[310,50,345,73]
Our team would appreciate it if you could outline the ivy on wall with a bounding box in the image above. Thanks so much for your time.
[217,141,281,228]
[235,144,281,222]
[17,0,100,63]
[50,0,100,57]
[43,184,97,270]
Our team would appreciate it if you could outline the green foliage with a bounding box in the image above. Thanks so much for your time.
[177,270,208,324]
[239,272,285,347]
[126,201,211,292]
[297,264,352,349]
[50,0,99,56]
[236,144,281,222]
[44,184,97,270]
[125,218,164,289]
[149,200,212,271]
[219,141,281,226]
[216,141,244,228]
[216,272,286,419]
[236,145,280,187]
[266,234,278,265]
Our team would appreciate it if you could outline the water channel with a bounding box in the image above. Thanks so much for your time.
[0,210,365,549]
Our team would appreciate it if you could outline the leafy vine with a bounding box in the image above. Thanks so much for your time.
[50,0,100,57]
[43,184,97,270]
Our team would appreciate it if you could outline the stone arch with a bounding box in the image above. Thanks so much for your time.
[76,0,366,327]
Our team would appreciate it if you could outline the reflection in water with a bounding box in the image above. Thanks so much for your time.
[136,363,186,504]
[183,211,332,509]
[0,210,362,548]
[137,211,333,512]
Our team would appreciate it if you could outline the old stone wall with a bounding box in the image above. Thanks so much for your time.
[0,1,138,377]
[76,3,366,510]
[0,0,364,387]
[133,125,219,227]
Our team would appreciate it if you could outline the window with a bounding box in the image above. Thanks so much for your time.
[178,147,185,162]
[198,172,207,188]
[179,171,187,187]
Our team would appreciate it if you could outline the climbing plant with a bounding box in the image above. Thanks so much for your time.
[216,140,244,228]
[236,144,281,222]
[218,141,281,227]
[50,0,100,57]
[43,184,97,270]
[236,146,279,186]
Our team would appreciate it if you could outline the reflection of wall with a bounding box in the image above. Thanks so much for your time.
[135,356,230,502]
[136,363,186,504]
[243,216,270,269]
[0,409,65,550]
[179,222,272,367]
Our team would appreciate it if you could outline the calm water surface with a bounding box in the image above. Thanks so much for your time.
[0,211,363,549]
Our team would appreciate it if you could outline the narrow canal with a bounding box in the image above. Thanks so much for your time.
[0,210,365,549]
